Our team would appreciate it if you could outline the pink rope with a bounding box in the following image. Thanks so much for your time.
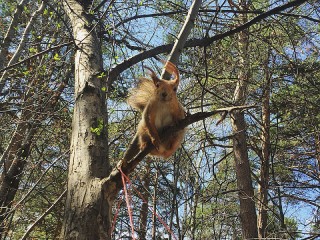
[110,194,123,237]
[120,168,136,240]
[120,168,178,240]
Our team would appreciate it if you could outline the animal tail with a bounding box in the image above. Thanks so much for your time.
[127,77,155,112]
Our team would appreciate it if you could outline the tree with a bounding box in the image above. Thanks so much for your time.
[60,0,112,238]
[1,0,319,239]
[229,0,258,238]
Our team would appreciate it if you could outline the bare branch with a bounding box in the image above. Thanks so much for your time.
[20,189,67,240]
[102,105,257,195]
[161,0,202,79]
[0,0,28,69]
[107,0,308,87]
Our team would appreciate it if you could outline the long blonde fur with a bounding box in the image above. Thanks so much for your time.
[127,77,155,112]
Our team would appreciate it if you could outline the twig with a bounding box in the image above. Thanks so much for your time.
[107,0,308,86]
[19,189,67,240]
[103,104,257,195]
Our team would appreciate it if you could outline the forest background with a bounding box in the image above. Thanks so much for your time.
[0,0,319,239]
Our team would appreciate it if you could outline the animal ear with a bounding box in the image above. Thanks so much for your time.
[144,66,160,85]
[162,60,180,85]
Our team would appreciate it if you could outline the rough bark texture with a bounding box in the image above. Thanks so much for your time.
[230,0,258,238]
[61,1,111,239]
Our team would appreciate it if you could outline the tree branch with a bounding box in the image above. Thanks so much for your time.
[107,0,308,87]
[20,189,67,240]
[102,105,256,195]
[161,0,202,79]
[0,41,73,74]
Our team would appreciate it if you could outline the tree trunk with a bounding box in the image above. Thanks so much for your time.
[0,70,68,238]
[138,160,151,240]
[152,170,159,240]
[61,1,111,239]
[230,0,258,238]
[0,0,28,70]
[257,50,271,239]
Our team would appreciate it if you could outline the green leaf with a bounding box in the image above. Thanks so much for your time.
[53,53,61,61]
[23,70,30,76]
[97,72,106,79]
[90,118,104,136]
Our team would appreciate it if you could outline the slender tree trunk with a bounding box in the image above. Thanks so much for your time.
[257,50,271,239]
[230,0,258,238]
[191,173,200,239]
[0,0,28,70]
[61,1,111,239]
[139,160,151,240]
[152,170,159,240]
[0,72,68,238]
[170,158,181,240]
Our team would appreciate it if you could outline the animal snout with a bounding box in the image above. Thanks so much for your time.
[162,92,167,98]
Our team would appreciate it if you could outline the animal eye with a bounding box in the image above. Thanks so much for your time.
[155,83,160,88]
[173,87,177,92]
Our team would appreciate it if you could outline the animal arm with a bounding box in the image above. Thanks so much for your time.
[144,102,161,149]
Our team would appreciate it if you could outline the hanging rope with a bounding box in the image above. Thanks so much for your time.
[110,193,123,237]
[118,167,178,240]
[120,167,137,240]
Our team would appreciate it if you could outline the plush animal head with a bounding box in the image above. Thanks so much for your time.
[145,61,180,102]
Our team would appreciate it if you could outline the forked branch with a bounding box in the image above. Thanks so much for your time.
[102,104,257,196]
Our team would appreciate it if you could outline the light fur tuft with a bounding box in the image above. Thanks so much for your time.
[127,77,155,112]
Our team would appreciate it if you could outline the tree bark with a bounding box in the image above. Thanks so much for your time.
[230,0,258,238]
[61,1,111,239]
[257,50,271,239]
[138,160,151,240]
[152,170,159,240]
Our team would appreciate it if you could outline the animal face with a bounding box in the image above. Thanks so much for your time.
[155,80,178,102]
[144,61,180,102]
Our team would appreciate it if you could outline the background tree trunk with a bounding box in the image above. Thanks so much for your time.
[230,0,258,238]
[257,50,271,239]
[138,160,151,240]
[61,1,111,239]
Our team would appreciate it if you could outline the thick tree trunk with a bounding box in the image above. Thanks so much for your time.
[61,1,111,239]
[230,0,258,238]
[257,51,271,239]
